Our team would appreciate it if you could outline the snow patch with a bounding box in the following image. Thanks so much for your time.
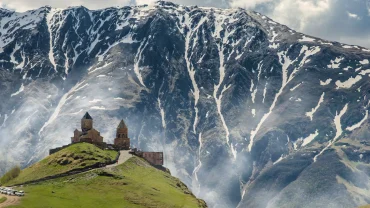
[346,110,368,131]
[211,14,236,158]
[290,83,302,91]
[302,130,319,147]
[192,132,203,195]
[360,59,369,65]
[158,98,166,129]
[327,57,344,69]
[298,36,316,42]
[248,46,320,151]
[273,155,285,165]
[320,78,332,86]
[359,69,370,75]
[314,104,348,162]
[11,84,25,97]
[46,8,60,72]
[306,92,325,121]
[89,62,112,74]
[134,39,149,87]
[335,75,362,89]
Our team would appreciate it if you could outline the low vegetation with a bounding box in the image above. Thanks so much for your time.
[0,166,20,185]
[11,157,207,208]
[3,143,118,186]
[0,197,6,204]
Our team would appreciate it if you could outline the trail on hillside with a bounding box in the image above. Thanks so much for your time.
[106,151,132,168]
[0,194,20,208]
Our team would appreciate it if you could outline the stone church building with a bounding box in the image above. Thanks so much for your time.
[70,112,130,150]
[71,112,104,144]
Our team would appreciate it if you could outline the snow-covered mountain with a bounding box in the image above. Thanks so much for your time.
[1,1,370,207]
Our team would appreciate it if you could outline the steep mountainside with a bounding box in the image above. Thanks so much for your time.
[0,1,370,207]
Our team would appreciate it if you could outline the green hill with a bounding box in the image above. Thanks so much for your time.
[2,143,207,208]
[2,143,118,186]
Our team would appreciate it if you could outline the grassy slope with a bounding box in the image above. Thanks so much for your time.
[4,143,118,186]
[10,157,207,208]
[0,197,6,203]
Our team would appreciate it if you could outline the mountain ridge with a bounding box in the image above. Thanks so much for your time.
[0,1,370,207]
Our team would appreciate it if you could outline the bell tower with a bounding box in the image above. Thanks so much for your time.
[81,112,93,133]
[114,119,130,150]
[116,119,128,138]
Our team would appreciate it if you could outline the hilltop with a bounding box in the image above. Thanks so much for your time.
[2,143,118,186]
[1,143,206,207]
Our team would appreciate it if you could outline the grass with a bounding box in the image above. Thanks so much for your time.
[0,166,20,184]
[4,143,118,186]
[9,157,207,208]
[0,197,6,203]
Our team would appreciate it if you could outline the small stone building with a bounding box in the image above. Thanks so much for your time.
[130,148,164,166]
[142,152,164,166]
[71,112,104,144]
[114,120,131,150]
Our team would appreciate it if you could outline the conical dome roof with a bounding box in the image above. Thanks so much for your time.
[82,112,93,120]
[117,119,127,129]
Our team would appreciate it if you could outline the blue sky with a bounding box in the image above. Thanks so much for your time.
[0,0,369,48]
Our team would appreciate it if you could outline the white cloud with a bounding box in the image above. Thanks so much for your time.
[136,0,156,5]
[230,0,273,9]
[347,11,361,20]
[231,0,330,32]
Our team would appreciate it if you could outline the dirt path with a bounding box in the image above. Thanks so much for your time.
[0,194,20,208]
[106,150,132,168]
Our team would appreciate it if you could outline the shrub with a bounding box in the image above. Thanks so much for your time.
[0,166,21,185]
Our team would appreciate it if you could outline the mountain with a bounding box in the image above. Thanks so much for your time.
[0,1,370,207]
[1,143,207,208]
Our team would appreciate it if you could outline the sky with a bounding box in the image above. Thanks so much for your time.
[0,0,369,48]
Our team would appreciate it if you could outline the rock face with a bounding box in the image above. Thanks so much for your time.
[0,1,370,207]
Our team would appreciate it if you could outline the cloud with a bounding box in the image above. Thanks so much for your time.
[273,0,330,31]
[230,0,273,9]
[230,0,330,31]
[347,11,361,20]
[229,0,370,48]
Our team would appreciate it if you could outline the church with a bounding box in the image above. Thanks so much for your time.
[50,112,163,166]
[71,112,131,150]
[71,112,104,144]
